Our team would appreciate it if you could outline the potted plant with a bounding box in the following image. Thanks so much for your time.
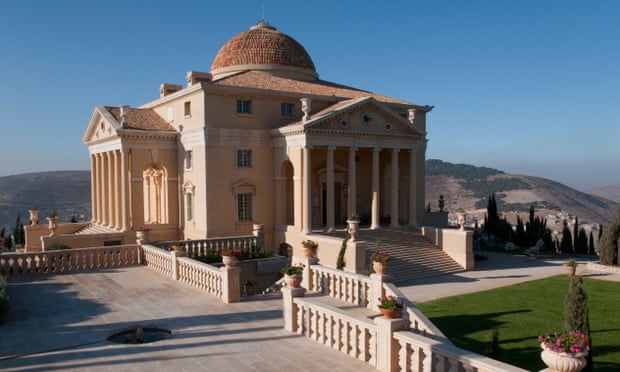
[170,241,184,252]
[566,258,577,276]
[346,213,360,241]
[281,263,305,288]
[371,249,391,275]
[538,331,589,372]
[220,248,241,267]
[243,280,257,296]
[301,239,318,258]
[378,295,403,318]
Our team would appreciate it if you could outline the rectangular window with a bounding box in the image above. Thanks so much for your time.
[184,101,191,117]
[236,100,252,114]
[185,150,192,169]
[236,149,252,168]
[281,103,294,117]
[186,193,193,221]
[237,193,253,222]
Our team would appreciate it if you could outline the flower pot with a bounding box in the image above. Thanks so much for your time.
[244,284,256,296]
[379,308,402,319]
[171,244,184,252]
[302,247,314,258]
[29,209,39,225]
[285,274,302,288]
[373,261,388,275]
[567,266,576,276]
[540,346,588,372]
[222,255,238,267]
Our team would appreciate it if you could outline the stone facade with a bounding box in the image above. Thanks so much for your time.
[82,21,432,250]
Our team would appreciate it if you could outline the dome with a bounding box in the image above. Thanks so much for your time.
[211,20,318,81]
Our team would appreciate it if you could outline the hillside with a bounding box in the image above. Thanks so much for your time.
[587,184,620,203]
[0,171,91,230]
[0,164,617,232]
[425,159,618,228]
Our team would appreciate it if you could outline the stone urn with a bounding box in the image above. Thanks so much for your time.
[347,217,360,242]
[222,255,238,268]
[540,345,588,372]
[285,274,302,288]
[47,216,59,236]
[28,209,39,225]
[457,212,467,231]
[136,229,150,245]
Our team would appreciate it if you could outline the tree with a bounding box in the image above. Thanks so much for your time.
[485,194,500,236]
[515,216,527,247]
[576,228,588,255]
[12,213,24,247]
[561,220,574,254]
[573,217,579,251]
[598,208,620,265]
[588,231,595,256]
[564,276,592,371]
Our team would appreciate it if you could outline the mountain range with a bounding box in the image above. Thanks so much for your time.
[0,162,618,232]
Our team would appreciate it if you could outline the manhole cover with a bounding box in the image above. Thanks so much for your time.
[107,326,172,344]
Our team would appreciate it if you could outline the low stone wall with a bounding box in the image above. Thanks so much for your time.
[421,226,474,270]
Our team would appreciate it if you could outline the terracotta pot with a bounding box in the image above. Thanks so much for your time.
[222,255,238,267]
[567,266,576,276]
[540,345,587,372]
[302,247,314,258]
[379,308,402,319]
[285,274,302,288]
[373,261,388,275]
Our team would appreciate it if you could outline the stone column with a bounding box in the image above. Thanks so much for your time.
[348,147,357,217]
[326,146,335,232]
[408,149,418,227]
[274,154,282,228]
[253,223,264,248]
[390,149,400,228]
[105,152,113,226]
[113,150,121,230]
[90,154,97,222]
[302,146,312,234]
[96,153,104,224]
[371,148,380,230]
[121,149,129,231]
[300,256,319,290]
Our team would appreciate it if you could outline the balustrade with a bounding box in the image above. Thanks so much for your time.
[0,245,140,276]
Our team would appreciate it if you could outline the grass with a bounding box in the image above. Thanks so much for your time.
[416,275,620,371]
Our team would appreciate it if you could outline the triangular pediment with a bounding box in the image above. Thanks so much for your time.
[83,107,122,144]
[302,97,422,137]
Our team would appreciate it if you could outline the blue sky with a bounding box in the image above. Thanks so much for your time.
[1,0,619,190]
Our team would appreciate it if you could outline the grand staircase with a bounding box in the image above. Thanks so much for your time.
[73,223,118,235]
[325,226,464,285]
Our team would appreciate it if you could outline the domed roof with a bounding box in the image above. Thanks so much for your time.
[211,20,318,81]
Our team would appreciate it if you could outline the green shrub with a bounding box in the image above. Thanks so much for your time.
[0,276,9,319]
[46,242,71,251]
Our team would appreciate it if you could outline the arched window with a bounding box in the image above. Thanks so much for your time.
[143,164,168,224]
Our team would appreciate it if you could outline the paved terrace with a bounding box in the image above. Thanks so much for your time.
[0,267,376,372]
[1,252,618,371]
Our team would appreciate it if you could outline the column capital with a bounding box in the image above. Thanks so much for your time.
[327,145,336,151]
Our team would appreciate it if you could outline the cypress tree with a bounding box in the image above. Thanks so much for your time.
[564,276,592,371]
[588,231,595,256]
[598,208,620,265]
[573,217,579,252]
[561,220,574,254]
[576,228,588,255]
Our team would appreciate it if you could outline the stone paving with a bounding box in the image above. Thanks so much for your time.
[1,253,618,371]
[0,267,376,371]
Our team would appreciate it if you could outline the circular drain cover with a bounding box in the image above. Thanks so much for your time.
[107,326,172,344]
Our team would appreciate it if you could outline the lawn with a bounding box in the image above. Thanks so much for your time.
[416,275,620,371]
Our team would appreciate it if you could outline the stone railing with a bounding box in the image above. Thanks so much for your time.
[141,244,239,303]
[0,245,140,276]
[155,236,258,257]
[421,226,474,270]
[310,264,375,309]
[393,331,526,372]
[283,260,526,371]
